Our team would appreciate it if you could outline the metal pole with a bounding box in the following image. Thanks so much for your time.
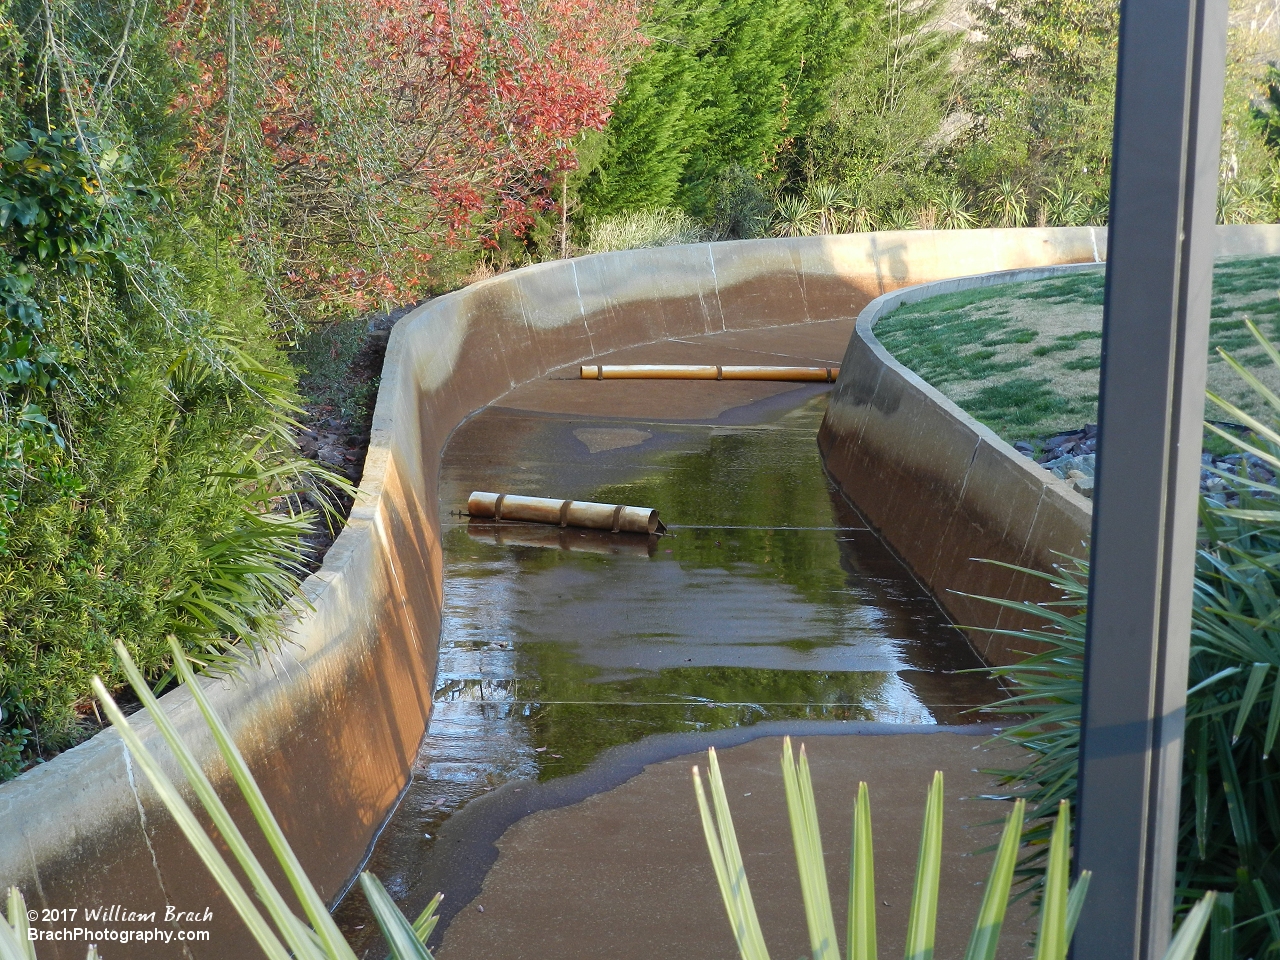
[1075,0,1227,956]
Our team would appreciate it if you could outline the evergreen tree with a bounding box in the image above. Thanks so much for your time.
[578,0,866,220]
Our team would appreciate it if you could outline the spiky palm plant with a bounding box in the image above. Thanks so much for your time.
[1217,178,1272,225]
[1039,178,1090,227]
[881,206,917,231]
[934,188,975,229]
[693,736,1214,960]
[975,318,1280,958]
[807,182,852,235]
[771,195,819,238]
[985,178,1030,228]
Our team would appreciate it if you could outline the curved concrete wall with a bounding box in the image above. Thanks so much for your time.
[1,225,1275,957]
[819,265,1097,666]
[817,227,1280,664]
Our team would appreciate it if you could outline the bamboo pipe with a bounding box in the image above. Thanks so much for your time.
[467,491,666,535]
[467,520,657,558]
[579,363,838,382]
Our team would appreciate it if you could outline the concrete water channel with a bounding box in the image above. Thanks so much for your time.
[334,319,1010,958]
[15,230,1280,960]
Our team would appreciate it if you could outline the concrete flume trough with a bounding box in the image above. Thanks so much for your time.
[3,226,1278,958]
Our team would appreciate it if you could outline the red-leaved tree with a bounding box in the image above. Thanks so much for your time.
[166,0,643,316]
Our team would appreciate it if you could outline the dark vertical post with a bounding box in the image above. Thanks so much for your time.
[1075,0,1228,956]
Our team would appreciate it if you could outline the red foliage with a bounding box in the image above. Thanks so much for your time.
[165,0,642,313]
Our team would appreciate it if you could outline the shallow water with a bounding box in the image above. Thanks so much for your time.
[333,389,1000,954]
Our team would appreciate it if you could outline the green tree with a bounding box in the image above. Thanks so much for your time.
[956,0,1118,216]
[800,0,960,221]
[578,0,866,221]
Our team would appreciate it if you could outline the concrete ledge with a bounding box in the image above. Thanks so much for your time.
[2,225,1275,957]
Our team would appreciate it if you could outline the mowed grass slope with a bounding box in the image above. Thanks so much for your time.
[874,257,1280,441]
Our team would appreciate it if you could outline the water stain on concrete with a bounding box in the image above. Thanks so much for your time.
[572,427,653,453]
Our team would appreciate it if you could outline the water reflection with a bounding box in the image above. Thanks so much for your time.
[333,393,1000,953]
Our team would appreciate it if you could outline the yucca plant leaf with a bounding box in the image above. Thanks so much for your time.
[1033,801,1070,960]
[1252,880,1280,944]
[1205,390,1280,466]
[782,738,840,960]
[413,893,444,945]
[105,645,329,959]
[0,889,35,960]
[904,771,943,960]
[0,923,31,960]
[1188,666,1245,696]
[849,782,877,960]
[693,752,771,960]
[1211,328,1280,425]
[710,747,773,960]
[157,637,356,960]
[1162,892,1218,960]
[963,798,1024,960]
[1064,870,1091,942]
[1213,718,1256,857]
[1234,663,1270,742]
[1195,719,1211,860]
[359,873,434,960]
[4,889,33,960]
[1265,680,1280,759]
[90,673,296,960]
[1209,891,1234,960]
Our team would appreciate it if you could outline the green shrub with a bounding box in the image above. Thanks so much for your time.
[0,148,319,763]
[578,0,867,222]
[801,0,959,224]
[0,3,331,777]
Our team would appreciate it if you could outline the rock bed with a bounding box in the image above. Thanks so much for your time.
[1012,423,1274,504]
[1012,426,1099,498]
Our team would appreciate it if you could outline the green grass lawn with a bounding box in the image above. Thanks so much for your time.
[874,256,1280,442]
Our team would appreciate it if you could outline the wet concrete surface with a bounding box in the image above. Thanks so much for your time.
[436,732,1028,960]
[332,325,1005,956]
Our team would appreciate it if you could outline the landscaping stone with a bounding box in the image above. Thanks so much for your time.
[1014,425,1274,503]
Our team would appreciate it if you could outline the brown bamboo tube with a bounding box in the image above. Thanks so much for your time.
[467,491,666,535]
[579,363,838,382]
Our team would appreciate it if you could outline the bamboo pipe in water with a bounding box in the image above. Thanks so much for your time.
[466,520,657,558]
[467,491,666,535]
[579,364,838,382]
